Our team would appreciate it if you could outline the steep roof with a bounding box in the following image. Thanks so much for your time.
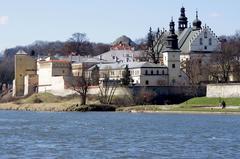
[178,28,200,53]
[95,62,166,70]
[16,49,28,55]
[154,25,219,54]
[95,49,142,63]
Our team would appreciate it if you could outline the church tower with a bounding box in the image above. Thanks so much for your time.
[163,18,181,86]
[178,6,188,32]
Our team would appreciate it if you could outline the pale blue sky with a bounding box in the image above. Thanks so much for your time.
[0,0,239,50]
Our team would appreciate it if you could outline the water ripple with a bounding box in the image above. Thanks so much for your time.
[0,111,240,158]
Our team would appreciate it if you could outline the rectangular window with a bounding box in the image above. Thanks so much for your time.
[172,64,175,68]
[204,32,207,38]
[209,38,212,45]
[145,80,149,85]
[200,38,203,45]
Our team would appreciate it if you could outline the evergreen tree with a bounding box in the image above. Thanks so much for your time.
[91,65,100,85]
[147,27,154,48]
[121,65,131,86]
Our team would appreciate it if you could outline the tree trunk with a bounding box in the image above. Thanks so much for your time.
[81,95,86,105]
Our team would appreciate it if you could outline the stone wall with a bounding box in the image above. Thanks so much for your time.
[131,86,206,96]
[207,84,240,98]
[88,85,206,104]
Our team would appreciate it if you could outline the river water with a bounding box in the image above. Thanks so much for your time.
[0,111,240,159]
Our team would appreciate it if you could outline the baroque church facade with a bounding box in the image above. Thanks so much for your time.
[154,7,221,59]
[151,6,221,83]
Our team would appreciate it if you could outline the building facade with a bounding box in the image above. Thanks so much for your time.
[13,50,37,96]
[95,62,169,86]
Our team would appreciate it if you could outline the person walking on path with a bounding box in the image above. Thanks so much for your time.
[221,100,226,109]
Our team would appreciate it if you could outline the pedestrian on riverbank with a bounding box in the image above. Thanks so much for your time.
[221,100,226,109]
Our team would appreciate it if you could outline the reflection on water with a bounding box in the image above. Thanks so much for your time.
[0,111,240,158]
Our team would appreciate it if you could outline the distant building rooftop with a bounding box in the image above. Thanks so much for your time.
[93,62,167,70]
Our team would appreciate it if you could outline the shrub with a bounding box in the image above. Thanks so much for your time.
[111,95,134,106]
[33,97,43,103]
[133,87,157,105]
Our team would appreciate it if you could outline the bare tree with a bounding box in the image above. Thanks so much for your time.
[0,56,14,85]
[208,42,237,83]
[98,73,119,105]
[64,33,89,56]
[70,67,91,105]
[146,27,166,64]
[181,58,202,85]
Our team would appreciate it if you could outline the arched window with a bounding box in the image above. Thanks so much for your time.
[209,38,212,45]
[162,70,165,75]
[145,80,149,85]
[200,38,203,45]
[151,70,153,75]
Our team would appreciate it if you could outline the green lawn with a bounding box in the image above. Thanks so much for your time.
[181,97,240,107]
[117,97,240,113]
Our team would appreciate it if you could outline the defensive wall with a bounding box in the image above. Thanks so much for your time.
[207,84,240,98]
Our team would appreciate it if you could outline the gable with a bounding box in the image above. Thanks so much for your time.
[190,26,221,53]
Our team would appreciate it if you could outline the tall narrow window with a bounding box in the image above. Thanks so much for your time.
[145,80,149,85]
[151,70,153,75]
[209,38,212,45]
[145,70,148,75]
[200,38,203,45]
[162,70,165,75]
[204,31,207,38]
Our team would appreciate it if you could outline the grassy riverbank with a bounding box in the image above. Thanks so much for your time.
[1,94,240,113]
[181,97,240,107]
[117,97,240,114]
[0,93,116,112]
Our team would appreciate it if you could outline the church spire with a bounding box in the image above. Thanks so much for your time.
[170,17,175,34]
[178,6,188,32]
[166,18,179,50]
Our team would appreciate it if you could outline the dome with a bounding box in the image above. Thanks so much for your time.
[112,35,136,47]
[178,7,187,21]
[192,11,202,30]
[178,6,188,32]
